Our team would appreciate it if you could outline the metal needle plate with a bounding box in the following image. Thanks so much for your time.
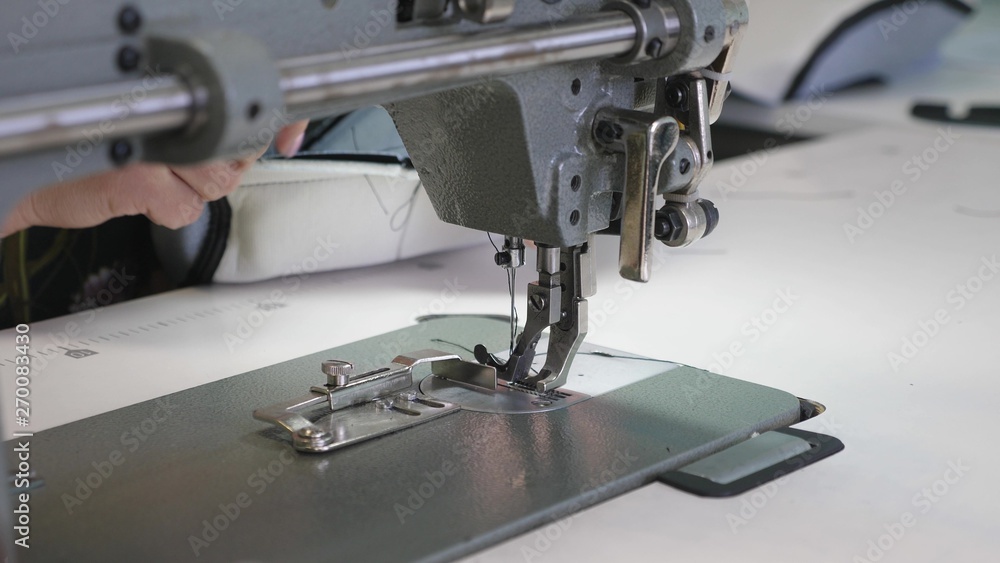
[420,375,590,414]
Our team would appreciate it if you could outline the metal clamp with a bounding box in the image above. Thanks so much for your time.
[253,350,491,453]
[605,0,681,64]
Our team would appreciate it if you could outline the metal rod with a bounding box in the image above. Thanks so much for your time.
[0,12,638,160]
[0,78,194,159]
[280,12,637,112]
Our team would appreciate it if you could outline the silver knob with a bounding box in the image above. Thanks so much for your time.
[321,360,354,387]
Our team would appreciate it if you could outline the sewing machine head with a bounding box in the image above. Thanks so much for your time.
[0,0,746,393]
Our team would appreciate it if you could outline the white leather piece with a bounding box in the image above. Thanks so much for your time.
[733,0,974,105]
[213,159,483,283]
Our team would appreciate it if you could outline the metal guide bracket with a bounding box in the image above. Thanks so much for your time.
[253,349,496,453]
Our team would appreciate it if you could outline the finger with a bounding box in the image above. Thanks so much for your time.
[276,120,309,158]
[1,164,206,236]
[169,153,260,203]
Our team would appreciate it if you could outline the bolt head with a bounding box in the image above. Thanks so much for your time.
[118,6,142,34]
[654,207,686,244]
[645,38,663,58]
[322,360,354,386]
[322,360,354,376]
[665,84,687,109]
[595,120,623,144]
[116,46,141,72]
[109,140,133,165]
[297,427,331,441]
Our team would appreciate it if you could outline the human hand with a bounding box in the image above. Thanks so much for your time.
[1,120,309,237]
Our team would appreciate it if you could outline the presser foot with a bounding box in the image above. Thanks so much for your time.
[474,241,596,393]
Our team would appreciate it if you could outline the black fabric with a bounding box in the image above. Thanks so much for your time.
[182,197,232,286]
[0,218,171,330]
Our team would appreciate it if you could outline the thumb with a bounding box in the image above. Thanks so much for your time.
[275,120,309,158]
[1,164,201,236]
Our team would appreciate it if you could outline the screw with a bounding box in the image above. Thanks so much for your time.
[645,38,663,58]
[679,158,691,175]
[297,427,331,441]
[117,6,142,34]
[116,46,141,72]
[246,102,261,121]
[595,120,623,144]
[397,391,417,402]
[322,360,354,387]
[529,294,546,312]
[665,84,687,109]
[532,399,553,407]
[109,140,133,165]
[704,26,716,43]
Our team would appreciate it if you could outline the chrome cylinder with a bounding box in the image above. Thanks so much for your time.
[0,12,639,159]
[0,78,193,159]
[280,13,637,112]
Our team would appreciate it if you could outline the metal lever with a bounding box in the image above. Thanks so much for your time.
[594,109,680,282]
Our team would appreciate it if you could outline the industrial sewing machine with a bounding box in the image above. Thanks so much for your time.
[0,1,842,561]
